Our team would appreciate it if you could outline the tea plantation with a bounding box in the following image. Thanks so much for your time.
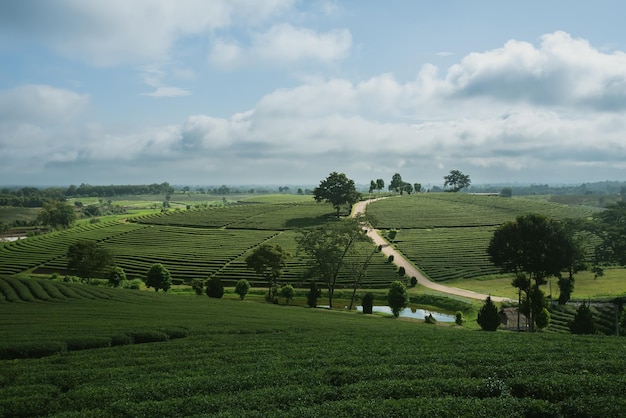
[1,283,625,417]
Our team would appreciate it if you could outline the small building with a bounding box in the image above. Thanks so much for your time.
[500,307,529,331]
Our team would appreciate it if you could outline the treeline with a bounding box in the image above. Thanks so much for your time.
[472,181,626,196]
[66,182,174,198]
[0,187,65,207]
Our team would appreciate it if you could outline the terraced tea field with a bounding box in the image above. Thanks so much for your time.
[367,194,600,282]
[1,283,625,417]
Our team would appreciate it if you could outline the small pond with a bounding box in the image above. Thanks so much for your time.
[356,306,456,322]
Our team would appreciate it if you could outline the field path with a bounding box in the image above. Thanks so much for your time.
[352,198,512,303]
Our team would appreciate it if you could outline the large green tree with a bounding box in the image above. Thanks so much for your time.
[477,296,500,331]
[591,201,626,268]
[443,170,471,192]
[313,172,361,217]
[145,263,172,292]
[488,214,579,331]
[296,217,372,308]
[38,200,76,229]
[388,173,403,192]
[245,244,289,302]
[66,241,114,281]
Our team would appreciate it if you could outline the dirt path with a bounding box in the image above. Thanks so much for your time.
[352,198,512,303]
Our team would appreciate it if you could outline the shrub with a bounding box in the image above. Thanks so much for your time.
[123,279,142,290]
[191,278,204,296]
[455,311,465,326]
[362,292,374,314]
[410,276,417,287]
[108,266,126,288]
[397,266,406,277]
[569,301,597,334]
[477,296,500,331]
[387,255,394,263]
[387,281,408,318]
[306,281,321,308]
[535,307,551,330]
[235,279,251,300]
[206,277,224,298]
[279,284,294,305]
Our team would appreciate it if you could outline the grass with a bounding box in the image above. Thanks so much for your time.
[0,284,625,417]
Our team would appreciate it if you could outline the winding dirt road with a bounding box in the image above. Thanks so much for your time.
[352,198,512,303]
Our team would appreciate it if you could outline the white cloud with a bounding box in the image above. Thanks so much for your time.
[0,84,89,124]
[210,24,352,68]
[0,0,295,66]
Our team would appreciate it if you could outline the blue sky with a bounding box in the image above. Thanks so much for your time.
[1,0,625,187]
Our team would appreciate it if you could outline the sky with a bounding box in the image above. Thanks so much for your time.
[1,1,626,188]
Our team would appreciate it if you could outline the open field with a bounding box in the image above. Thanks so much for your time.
[1,284,625,417]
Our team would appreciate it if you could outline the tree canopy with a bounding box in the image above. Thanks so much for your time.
[296,217,371,308]
[387,280,409,318]
[443,170,471,192]
[145,263,172,292]
[591,201,626,267]
[313,172,360,217]
[487,213,582,331]
[246,244,289,302]
[66,241,114,281]
[38,200,76,229]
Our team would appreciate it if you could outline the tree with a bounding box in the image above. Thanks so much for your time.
[297,217,372,308]
[387,280,409,318]
[477,296,500,331]
[246,244,289,302]
[500,187,513,198]
[279,284,294,305]
[388,173,403,193]
[536,307,551,330]
[38,200,76,229]
[443,170,471,192]
[313,172,361,217]
[108,266,126,288]
[145,263,172,292]
[306,281,322,308]
[191,278,204,296]
[413,183,422,193]
[387,229,397,243]
[66,241,114,282]
[376,178,385,191]
[369,180,377,194]
[235,279,251,300]
[569,302,597,334]
[591,202,626,271]
[488,214,577,331]
[206,277,224,298]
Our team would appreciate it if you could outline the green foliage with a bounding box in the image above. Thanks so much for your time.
[246,244,289,301]
[306,281,321,308]
[67,240,115,281]
[592,201,626,266]
[443,169,471,192]
[397,266,406,277]
[387,254,394,263]
[535,308,551,330]
[387,280,409,318]
[108,266,126,287]
[279,284,294,304]
[206,277,224,299]
[477,296,500,331]
[37,200,76,229]
[455,311,465,325]
[191,278,204,296]
[235,279,250,300]
[569,302,597,334]
[313,171,361,217]
[145,263,172,292]
[410,276,417,287]
[362,292,374,314]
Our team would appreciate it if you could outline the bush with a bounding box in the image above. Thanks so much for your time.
[279,284,294,304]
[425,314,438,324]
[477,296,500,331]
[123,279,142,290]
[569,301,597,334]
[387,281,408,318]
[387,255,394,263]
[535,307,551,330]
[108,266,126,288]
[206,277,224,298]
[306,281,321,308]
[191,278,204,296]
[397,266,406,277]
[362,292,374,314]
[235,279,251,300]
[410,276,417,287]
[455,311,465,326]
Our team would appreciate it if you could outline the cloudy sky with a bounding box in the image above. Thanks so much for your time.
[1,1,625,187]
